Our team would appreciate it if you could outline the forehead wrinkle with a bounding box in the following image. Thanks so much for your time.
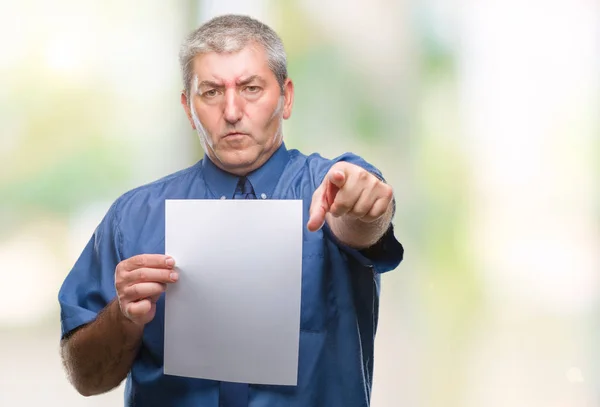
[192,44,270,86]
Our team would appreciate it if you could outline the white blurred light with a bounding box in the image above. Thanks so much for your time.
[0,226,63,326]
[461,0,599,405]
[199,0,270,24]
[566,367,584,383]
[461,0,600,315]
[44,35,82,74]
[301,0,406,79]
[0,5,27,70]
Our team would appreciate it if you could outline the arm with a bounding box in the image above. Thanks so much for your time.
[60,254,178,396]
[60,300,143,396]
[308,161,395,248]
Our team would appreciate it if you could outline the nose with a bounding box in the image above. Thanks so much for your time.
[223,88,243,125]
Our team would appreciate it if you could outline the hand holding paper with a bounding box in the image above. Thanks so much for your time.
[114,254,179,326]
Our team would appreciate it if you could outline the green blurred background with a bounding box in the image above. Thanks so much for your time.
[0,0,598,406]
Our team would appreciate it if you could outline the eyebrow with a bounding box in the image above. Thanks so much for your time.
[197,80,223,89]
[236,75,265,86]
[197,76,266,89]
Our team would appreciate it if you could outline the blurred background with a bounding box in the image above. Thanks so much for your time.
[1,0,598,405]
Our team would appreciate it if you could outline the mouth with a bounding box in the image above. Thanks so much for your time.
[222,132,248,139]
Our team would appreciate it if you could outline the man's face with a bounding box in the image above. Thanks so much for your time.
[181,43,294,176]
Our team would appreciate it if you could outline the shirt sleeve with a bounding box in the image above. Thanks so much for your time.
[311,152,404,273]
[57,202,122,339]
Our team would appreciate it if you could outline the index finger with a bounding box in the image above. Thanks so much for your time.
[307,186,328,232]
[121,254,175,272]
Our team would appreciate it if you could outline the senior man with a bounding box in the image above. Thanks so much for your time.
[58,14,403,407]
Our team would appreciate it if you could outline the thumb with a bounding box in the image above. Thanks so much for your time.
[307,184,328,232]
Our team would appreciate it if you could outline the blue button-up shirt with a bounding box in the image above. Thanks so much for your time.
[58,143,403,407]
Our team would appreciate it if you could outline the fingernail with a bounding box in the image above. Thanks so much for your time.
[170,272,179,281]
[166,258,175,267]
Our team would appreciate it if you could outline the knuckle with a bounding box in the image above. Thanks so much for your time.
[115,281,127,296]
[134,255,146,268]
[114,274,124,289]
[139,268,147,282]
[382,185,394,199]
[368,175,381,187]
[120,285,129,299]
[114,263,124,280]
[127,254,146,270]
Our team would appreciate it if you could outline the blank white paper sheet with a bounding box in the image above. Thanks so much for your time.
[163,199,303,385]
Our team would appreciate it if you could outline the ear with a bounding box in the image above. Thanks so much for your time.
[282,78,294,120]
[180,91,196,129]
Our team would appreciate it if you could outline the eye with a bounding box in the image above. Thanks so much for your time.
[245,86,261,93]
[203,89,218,98]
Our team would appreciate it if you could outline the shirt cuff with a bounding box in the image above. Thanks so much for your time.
[324,223,404,274]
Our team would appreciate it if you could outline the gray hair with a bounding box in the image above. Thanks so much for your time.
[179,14,288,97]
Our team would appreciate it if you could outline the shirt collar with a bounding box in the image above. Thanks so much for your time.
[201,142,290,199]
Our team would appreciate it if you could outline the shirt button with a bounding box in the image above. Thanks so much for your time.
[260,193,267,199]
[220,196,226,200]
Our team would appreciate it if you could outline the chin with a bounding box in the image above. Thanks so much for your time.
[215,148,260,173]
